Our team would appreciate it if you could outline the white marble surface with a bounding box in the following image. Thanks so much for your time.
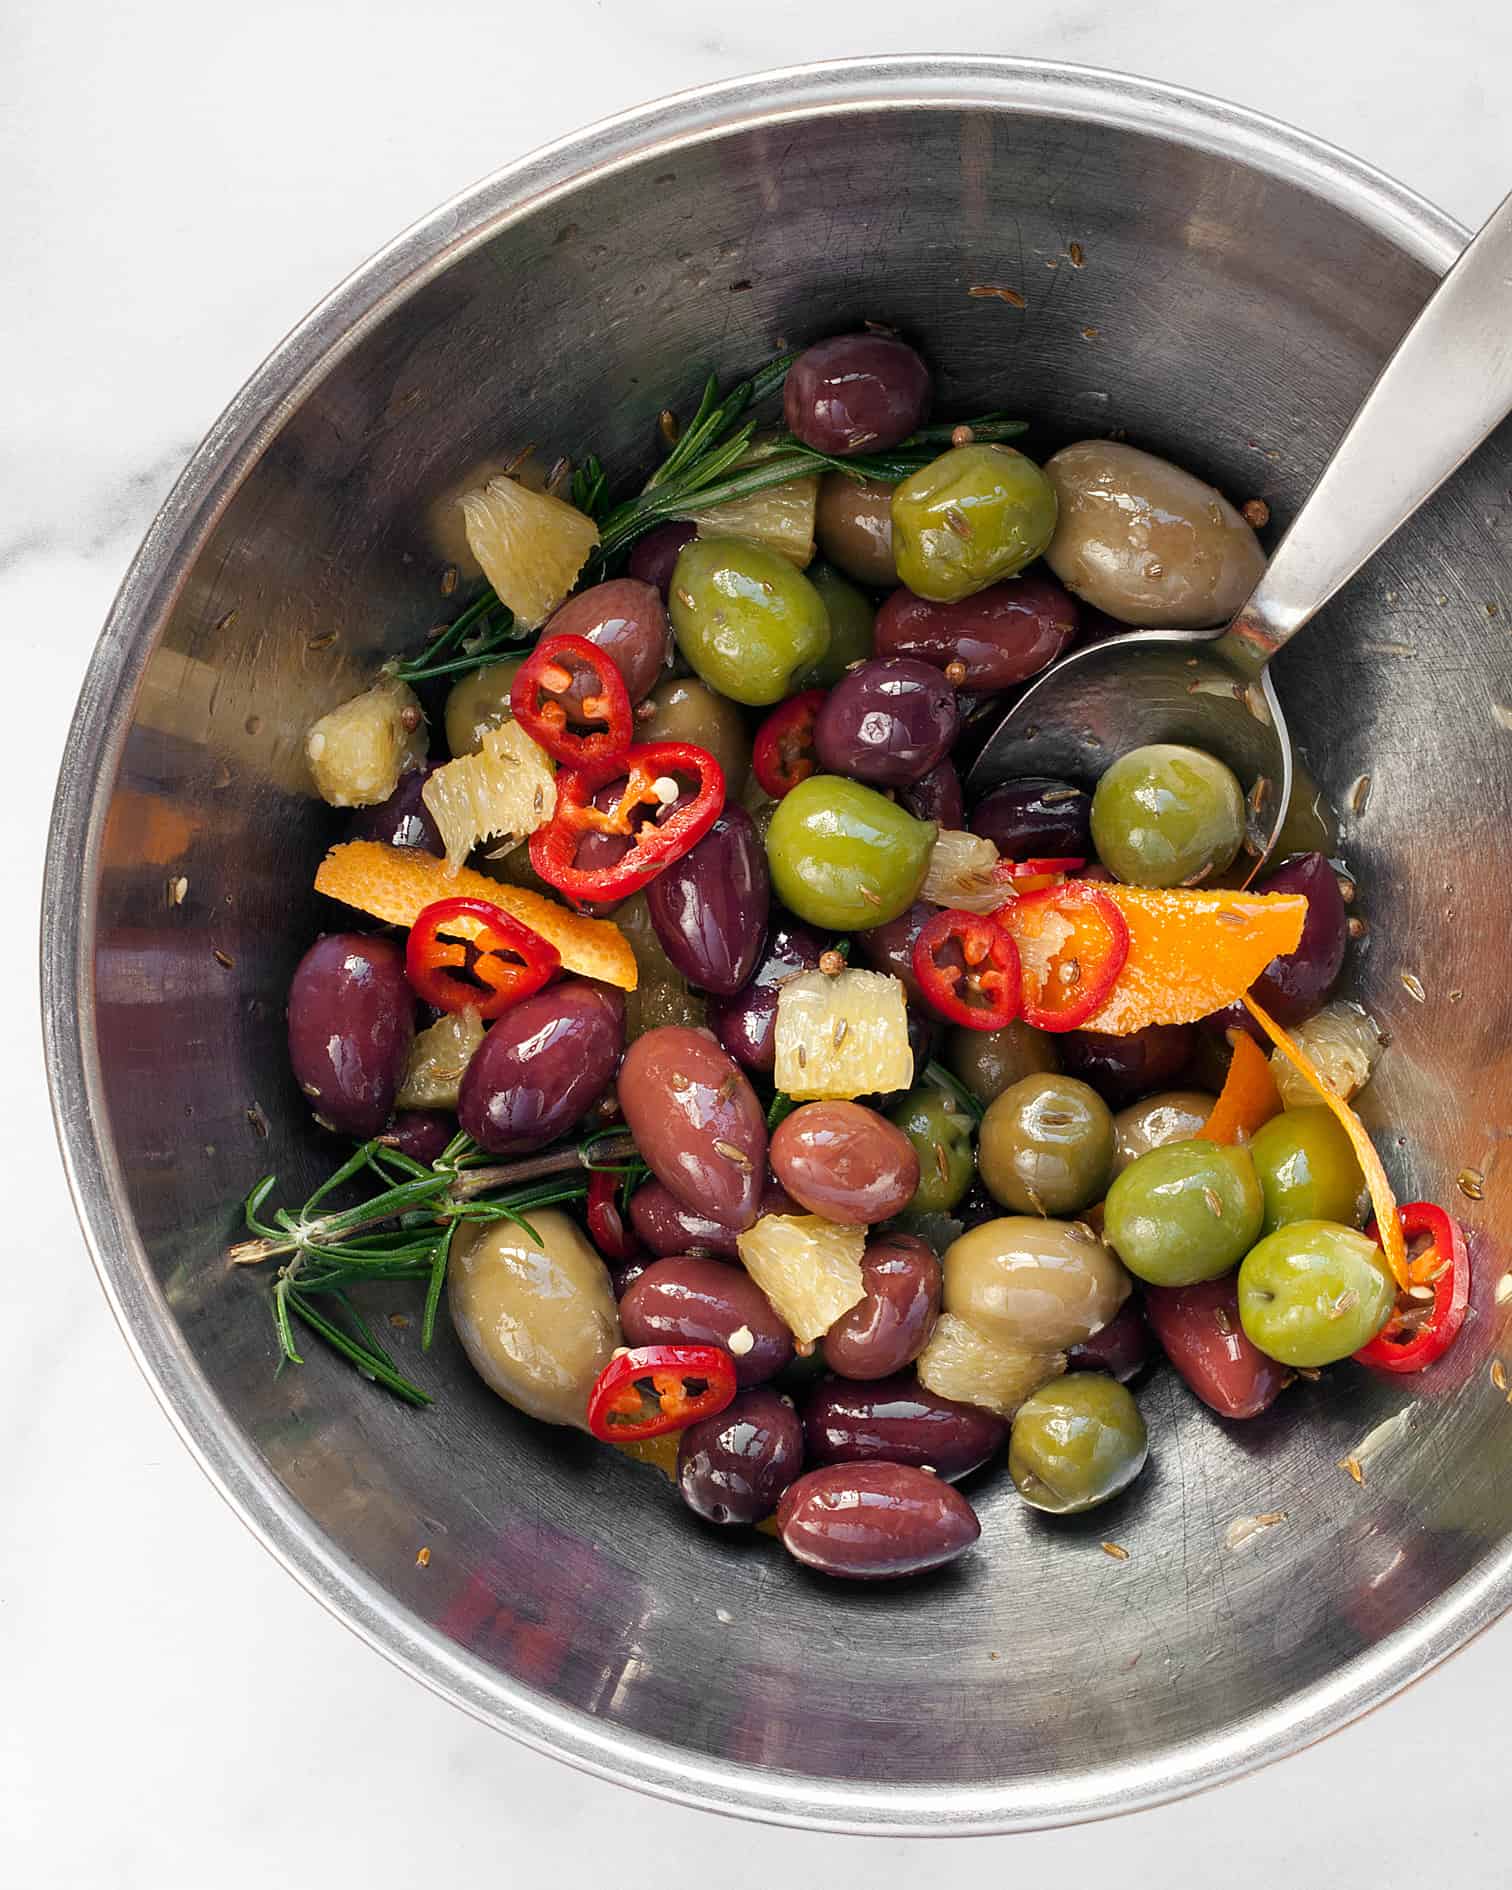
[6,4,1512,1883]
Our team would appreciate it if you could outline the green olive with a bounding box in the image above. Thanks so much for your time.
[890,444,1058,602]
[765,774,934,929]
[888,1085,976,1214]
[943,1216,1129,1351]
[1103,1138,1263,1286]
[978,1074,1113,1217]
[946,1019,1059,1106]
[1237,1220,1395,1367]
[638,675,750,795]
[669,536,829,706]
[1249,1108,1365,1235]
[1090,743,1246,888]
[444,658,524,757]
[1112,1089,1217,1176]
[799,561,875,686]
[1009,1373,1148,1514]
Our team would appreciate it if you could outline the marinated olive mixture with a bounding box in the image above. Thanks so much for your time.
[260,333,1467,1582]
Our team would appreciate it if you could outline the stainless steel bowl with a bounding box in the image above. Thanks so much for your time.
[44,57,1512,1834]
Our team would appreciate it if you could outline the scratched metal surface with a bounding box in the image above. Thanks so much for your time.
[43,61,1512,1832]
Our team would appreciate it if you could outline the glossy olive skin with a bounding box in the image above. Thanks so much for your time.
[1009,1374,1148,1515]
[822,1233,942,1379]
[1238,1220,1395,1367]
[891,444,1058,602]
[765,774,935,930]
[813,657,960,787]
[803,1373,1005,1480]
[386,1109,455,1166]
[677,1388,804,1526]
[1058,1023,1195,1109]
[875,573,1077,691]
[1249,1108,1364,1235]
[646,806,770,996]
[777,1462,981,1580]
[1103,1139,1264,1287]
[887,1086,975,1214]
[899,758,964,830]
[288,934,415,1138]
[346,765,443,854]
[1043,440,1266,629]
[1204,853,1349,1038]
[618,1027,767,1229]
[1144,1275,1287,1419]
[856,899,931,1003]
[946,1018,1058,1106]
[770,1101,920,1224]
[707,916,827,1073]
[443,660,526,757]
[639,674,750,795]
[627,520,697,599]
[670,536,830,706]
[815,473,898,586]
[801,562,876,686]
[620,1256,794,1387]
[1112,1090,1216,1176]
[784,332,931,454]
[628,1175,796,1259]
[978,1074,1114,1216]
[542,577,671,706]
[1091,744,1246,888]
[1067,1298,1150,1383]
[969,776,1092,862]
[458,980,623,1155]
[944,1216,1130,1350]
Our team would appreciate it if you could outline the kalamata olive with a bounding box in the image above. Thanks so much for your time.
[1067,1298,1151,1383]
[628,1175,796,1258]
[783,333,931,456]
[646,806,769,996]
[540,578,671,711]
[803,1373,1006,1480]
[823,1233,942,1378]
[969,777,1092,861]
[707,916,827,1073]
[458,979,623,1155]
[815,473,898,587]
[856,899,932,1003]
[899,758,964,829]
[627,521,697,600]
[288,934,414,1139]
[875,575,1077,692]
[619,1256,794,1387]
[619,1027,767,1229]
[386,1109,454,1165]
[1058,1023,1195,1108]
[770,1102,920,1224]
[777,1462,980,1579]
[813,657,960,787]
[346,765,444,854]
[944,1216,1130,1351]
[1144,1275,1288,1419]
[1204,852,1349,1036]
[677,1387,804,1525]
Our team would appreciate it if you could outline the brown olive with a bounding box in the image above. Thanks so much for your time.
[815,473,898,587]
[978,1074,1115,1216]
[945,1018,1058,1106]
[1111,1089,1217,1175]
[444,659,525,758]
[638,676,750,794]
[618,1027,767,1230]
[769,1101,920,1224]
[943,1216,1130,1351]
[777,1462,980,1580]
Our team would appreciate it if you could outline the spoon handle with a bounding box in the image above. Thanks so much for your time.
[1215,187,1512,678]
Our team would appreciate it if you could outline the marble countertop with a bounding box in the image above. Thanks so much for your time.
[7,4,1511,1884]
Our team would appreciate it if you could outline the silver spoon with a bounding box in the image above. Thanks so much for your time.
[967,188,1512,867]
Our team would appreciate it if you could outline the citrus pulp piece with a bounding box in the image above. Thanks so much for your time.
[460,475,600,629]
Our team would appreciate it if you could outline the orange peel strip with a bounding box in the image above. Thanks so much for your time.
[1242,993,1406,1290]
[1197,1030,1283,1145]
[314,840,637,991]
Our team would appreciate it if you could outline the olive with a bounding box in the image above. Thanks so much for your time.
[677,1387,804,1526]
[1090,743,1246,888]
[776,1462,980,1579]
[1144,1275,1287,1419]
[444,659,526,758]
[346,764,444,854]
[1103,1139,1264,1287]
[619,1255,794,1387]
[628,1175,797,1259]
[287,934,414,1139]
[803,1373,1004,1479]
[1112,1090,1217,1175]
[856,899,932,1003]
[874,573,1077,691]
[1057,1023,1195,1108]
[627,520,697,600]
[784,333,931,455]
[891,444,1058,602]
[815,473,898,587]
[1237,1220,1395,1367]
[813,656,960,787]
[1043,440,1266,628]
[646,806,770,996]
[1067,1298,1150,1383]
[822,1233,942,1379]
[541,577,671,707]
[943,1216,1130,1350]
[765,774,935,930]
[1249,1108,1365,1235]
[458,979,623,1156]
[899,758,964,830]
[638,674,751,796]
[618,1027,767,1229]
[946,1017,1058,1106]
[800,562,876,687]
[1008,1373,1147,1515]
[969,776,1092,862]
[886,1085,976,1215]
[1203,852,1349,1035]
[386,1109,454,1166]
[707,915,828,1073]
[448,1210,620,1428]
[669,536,829,706]
[978,1074,1114,1217]
[769,1101,920,1224]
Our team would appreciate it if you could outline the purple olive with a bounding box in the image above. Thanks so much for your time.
[620,1256,793,1387]
[776,1461,980,1579]
[646,806,769,997]
[823,1233,942,1379]
[610,1254,651,1298]
[618,1027,767,1229]
[541,577,671,708]
[875,574,1078,691]
[386,1109,454,1165]
[803,1374,1005,1479]
[288,934,414,1138]
[707,915,827,1074]
[1068,1298,1151,1383]
[626,521,697,601]
[955,1182,1001,1232]
[346,766,443,854]
[1058,1023,1194,1108]
[770,1102,920,1224]
[783,333,931,456]
[629,1174,796,1258]
[677,1386,805,1525]
[1204,852,1349,1037]
[969,777,1093,862]
[856,899,932,1004]
[458,979,623,1154]
[1145,1275,1287,1419]
[899,758,964,829]
[813,657,960,787]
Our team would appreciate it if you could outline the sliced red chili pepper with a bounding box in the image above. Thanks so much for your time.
[510,632,633,778]
[585,1343,737,1442]
[529,741,724,903]
[912,907,1022,1030]
[1354,1202,1470,1373]
[752,689,827,798]
[404,896,560,1019]
[1001,855,1087,894]
[996,881,1130,1033]
[586,1168,642,1265]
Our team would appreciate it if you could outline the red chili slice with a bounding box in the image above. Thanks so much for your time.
[529,741,725,903]
[912,907,1022,1030]
[586,1168,642,1265]
[510,632,633,778]
[1001,855,1087,894]
[1354,1202,1470,1373]
[585,1343,737,1442]
[752,689,827,798]
[995,881,1130,1032]
[404,897,560,1019]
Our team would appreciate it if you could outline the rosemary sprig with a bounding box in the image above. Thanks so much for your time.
[923,1058,986,1123]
